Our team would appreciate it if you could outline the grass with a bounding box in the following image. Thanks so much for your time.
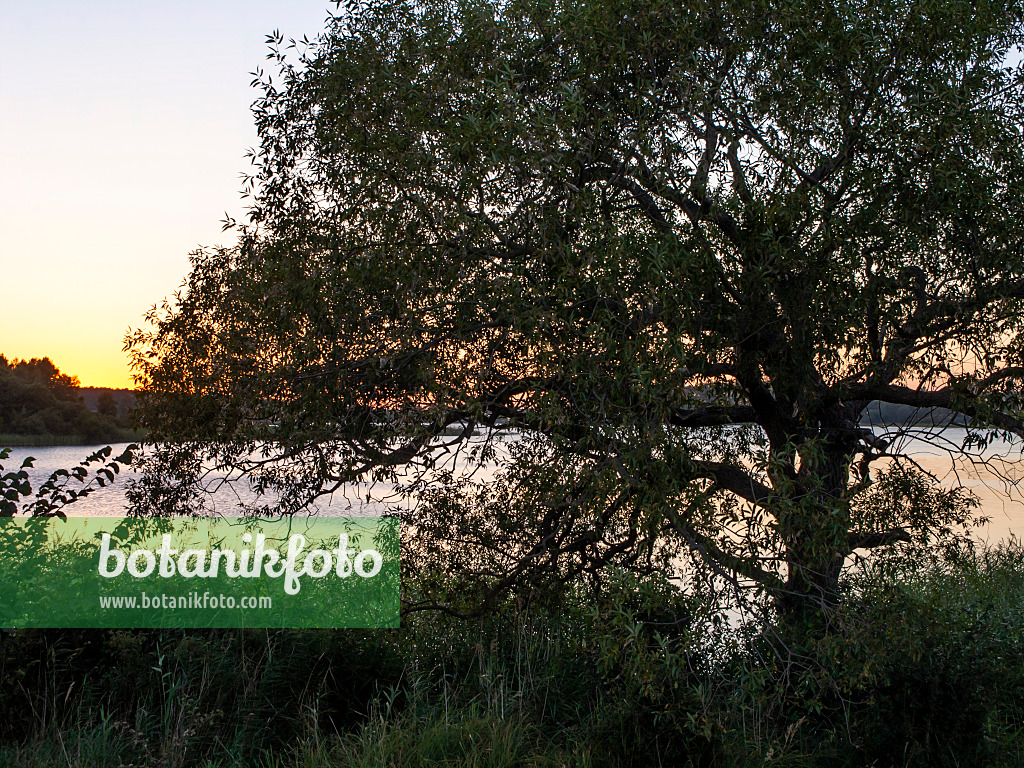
[272,706,591,768]
[0,430,146,447]
[0,710,590,768]
[0,433,94,447]
[2,555,1024,767]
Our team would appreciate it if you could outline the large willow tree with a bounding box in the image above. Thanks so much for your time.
[129,0,1024,630]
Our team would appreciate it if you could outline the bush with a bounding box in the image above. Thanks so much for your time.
[715,543,1024,767]
[839,545,1024,766]
[3,550,1024,767]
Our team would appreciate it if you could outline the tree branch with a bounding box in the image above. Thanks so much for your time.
[581,166,674,230]
[848,527,911,550]
[670,405,758,428]
[669,516,786,591]
[690,460,775,507]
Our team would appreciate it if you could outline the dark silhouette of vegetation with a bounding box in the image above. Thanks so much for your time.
[1,445,137,517]
[5,1,1023,765]
[96,391,117,420]
[0,355,138,445]
[128,0,1024,643]
[1,547,1023,766]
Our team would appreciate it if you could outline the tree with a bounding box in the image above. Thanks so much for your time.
[97,391,118,420]
[128,0,1024,634]
[4,356,82,401]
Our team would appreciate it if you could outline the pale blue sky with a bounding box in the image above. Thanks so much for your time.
[1,1,337,387]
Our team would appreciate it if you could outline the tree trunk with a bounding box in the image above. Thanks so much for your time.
[775,440,853,639]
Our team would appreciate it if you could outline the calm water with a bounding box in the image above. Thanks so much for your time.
[4,429,1023,541]
[0,444,394,517]
[869,425,1024,543]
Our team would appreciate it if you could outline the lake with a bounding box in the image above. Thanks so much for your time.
[868,425,1024,543]
[3,428,1023,542]
[0,444,394,517]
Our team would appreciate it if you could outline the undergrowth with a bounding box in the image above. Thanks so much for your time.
[1,547,1024,767]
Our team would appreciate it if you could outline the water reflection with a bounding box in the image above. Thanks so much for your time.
[4,429,1023,542]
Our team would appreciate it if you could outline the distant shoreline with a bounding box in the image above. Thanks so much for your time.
[858,401,971,428]
[0,432,144,448]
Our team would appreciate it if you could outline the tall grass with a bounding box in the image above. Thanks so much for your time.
[0,429,145,447]
[0,433,91,447]
[1,552,1024,767]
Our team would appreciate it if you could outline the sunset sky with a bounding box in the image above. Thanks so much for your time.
[1,1,336,388]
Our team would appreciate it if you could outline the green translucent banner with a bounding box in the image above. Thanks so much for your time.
[0,517,399,628]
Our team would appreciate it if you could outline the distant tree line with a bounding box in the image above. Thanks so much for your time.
[859,401,971,428]
[0,355,138,445]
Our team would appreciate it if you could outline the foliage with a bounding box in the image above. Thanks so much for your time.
[0,356,136,445]
[2,552,1024,766]
[96,391,117,420]
[0,445,137,518]
[0,354,82,397]
[837,543,1024,765]
[127,0,1024,633]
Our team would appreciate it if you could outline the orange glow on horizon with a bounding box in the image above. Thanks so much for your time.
[2,2,334,395]
[1,340,135,391]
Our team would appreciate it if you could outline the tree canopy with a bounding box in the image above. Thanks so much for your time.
[0,356,134,445]
[129,0,1024,630]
